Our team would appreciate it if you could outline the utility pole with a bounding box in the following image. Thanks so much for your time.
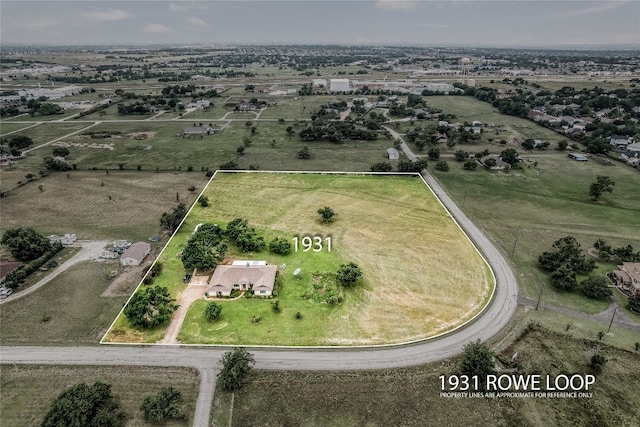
[510,232,519,259]
[607,306,618,333]
[535,282,545,310]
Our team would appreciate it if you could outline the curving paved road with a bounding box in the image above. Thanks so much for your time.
[1,164,520,426]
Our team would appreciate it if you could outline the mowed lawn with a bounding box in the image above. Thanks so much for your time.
[0,365,198,427]
[431,153,640,314]
[210,327,640,427]
[106,172,494,346]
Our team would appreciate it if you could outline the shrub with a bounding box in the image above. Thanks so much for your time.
[269,237,292,255]
[141,387,187,423]
[204,302,222,321]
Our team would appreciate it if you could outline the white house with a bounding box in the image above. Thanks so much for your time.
[207,264,277,297]
[386,148,399,160]
[312,79,327,88]
[330,79,350,92]
[120,242,151,266]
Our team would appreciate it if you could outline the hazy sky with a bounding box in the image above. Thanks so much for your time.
[1,0,639,47]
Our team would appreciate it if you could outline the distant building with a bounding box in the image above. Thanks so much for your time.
[568,152,588,161]
[330,79,350,92]
[312,79,327,88]
[186,100,211,109]
[609,135,631,148]
[182,126,220,136]
[386,148,399,161]
[480,154,511,170]
[120,242,151,266]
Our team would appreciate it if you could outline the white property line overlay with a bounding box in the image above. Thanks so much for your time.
[101,170,497,348]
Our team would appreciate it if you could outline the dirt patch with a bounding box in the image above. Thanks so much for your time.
[128,131,156,140]
[52,141,115,150]
[101,259,152,297]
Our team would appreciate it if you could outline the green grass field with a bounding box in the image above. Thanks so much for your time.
[105,172,494,346]
[0,171,205,241]
[0,261,128,345]
[210,326,640,427]
[0,365,199,427]
[430,154,640,314]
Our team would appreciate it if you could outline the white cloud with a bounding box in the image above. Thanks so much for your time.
[169,3,191,13]
[169,1,206,13]
[143,23,175,34]
[375,1,419,12]
[84,9,130,22]
[186,17,207,28]
[555,0,629,17]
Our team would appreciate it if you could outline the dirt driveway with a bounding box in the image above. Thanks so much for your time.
[0,240,108,305]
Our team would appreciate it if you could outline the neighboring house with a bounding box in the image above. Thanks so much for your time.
[186,100,211,109]
[386,148,399,161]
[609,135,630,148]
[235,103,257,112]
[207,264,277,297]
[568,152,588,161]
[480,154,510,170]
[120,241,151,266]
[625,142,640,154]
[611,262,640,296]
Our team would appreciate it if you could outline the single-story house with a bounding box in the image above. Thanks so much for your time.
[568,152,587,161]
[480,154,510,170]
[386,148,399,161]
[207,264,277,297]
[609,135,630,148]
[120,241,151,266]
[626,142,640,153]
[611,262,640,296]
[186,100,211,109]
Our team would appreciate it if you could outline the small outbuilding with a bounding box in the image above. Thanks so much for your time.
[568,152,588,161]
[120,241,151,266]
[386,148,399,161]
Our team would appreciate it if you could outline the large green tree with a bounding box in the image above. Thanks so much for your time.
[336,262,362,287]
[124,286,178,328]
[589,175,615,201]
[160,202,188,233]
[41,382,126,427]
[218,348,255,392]
[140,387,187,424]
[550,265,578,291]
[629,293,640,313]
[500,148,520,166]
[1,227,52,261]
[580,275,612,299]
[460,339,495,377]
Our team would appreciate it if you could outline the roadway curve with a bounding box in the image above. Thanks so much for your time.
[1,157,519,426]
